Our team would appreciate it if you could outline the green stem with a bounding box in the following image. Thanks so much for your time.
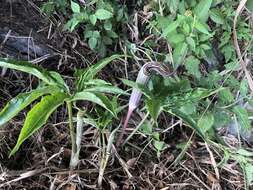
[67,101,76,167]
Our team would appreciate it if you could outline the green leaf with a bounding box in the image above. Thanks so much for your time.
[95,9,113,20]
[81,85,128,95]
[89,14,97,25]
[195,21,210,35]
[164,108,205,138]
[185,56,201,78]
[246,0,253,12]
[194,0,212,22]
[210,9,225,24]
[88,37,97,50]
[153,140,165,152]
[81,54,124,81]
[0,59,57,86]
[197,113,214,134]
[71,92,116,116]
[162,21,179,37]
[245,163,253,187]
[10,92,67,156]
[186,37,196,51]
[240,80,248,97]
[146,98,162,122]
[167,34,185,44]
[104,21,112,30]
[0,86,60,127]
[233,106,251,131]
[218,88,234,104]
[173,42,188,66]
[71,1,80,13]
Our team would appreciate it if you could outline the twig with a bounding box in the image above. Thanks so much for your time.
[233,0,253,91]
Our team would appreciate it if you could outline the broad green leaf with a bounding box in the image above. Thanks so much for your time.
[0,86,60,127]
[210,9,225,24]
[104,21,112,30]
[185,56,201,78]
[197,113,214,134]
[186,37,196,50]
[162,21,179,37]
[71,1,80,13]
[95,9,113,20]
[71,92,116,116]
[146,98,162,122]
[246,0,253,12]
[0,59,57,85]
[164,108,205,138]
[167,34,185,44]
[10,92,67,156]
[218,88,234,104]
[173,42,188,66]
[195,21,210,35]
[88,37,97,50]
[213,110,231,128]
[194,0,212,22]
[240,80,248,97]
[233,106,251,131]
[89,14,97,25]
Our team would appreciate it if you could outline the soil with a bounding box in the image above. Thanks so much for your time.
[0,1,246,190]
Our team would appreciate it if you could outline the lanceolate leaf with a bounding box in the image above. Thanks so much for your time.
[0,59,58,86]
[10,92,67,156]
[82,85,128,95]
[71,92,116,116]
[82,54,124,81]
[0,86,60,127]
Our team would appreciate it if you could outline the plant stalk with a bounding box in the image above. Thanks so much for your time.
[67,101,77,169]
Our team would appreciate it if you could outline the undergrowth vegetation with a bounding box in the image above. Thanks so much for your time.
[0,0,253,189]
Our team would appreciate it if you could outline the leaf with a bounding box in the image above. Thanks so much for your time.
[10,93,67,156]
[246,0,253,12]
[71,92,116,117]
[146,98,162,122]
[218,88,235,104]
[194,0,212,22]
[162,21,179,37]
[81,54,124,81]
[121,78,152,98]
[195,21,210,35]
[89,14,97,25]
[82,85,128,95]
[0,59,57,86]
[186,37,196,50]
[245,163,253,187]
[0,86,60,127]
[167,34,185,44]
[88,37,97,50]
[233,106,251,131]
[185,56,201,78]
[164,108,205,138]
[95,9,113,20]
[173,42,188,66]
[71,1,80,13]
[197,113,214,134]
[210,9,225,24]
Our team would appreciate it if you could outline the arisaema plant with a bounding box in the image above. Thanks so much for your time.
[0,54,125,169]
